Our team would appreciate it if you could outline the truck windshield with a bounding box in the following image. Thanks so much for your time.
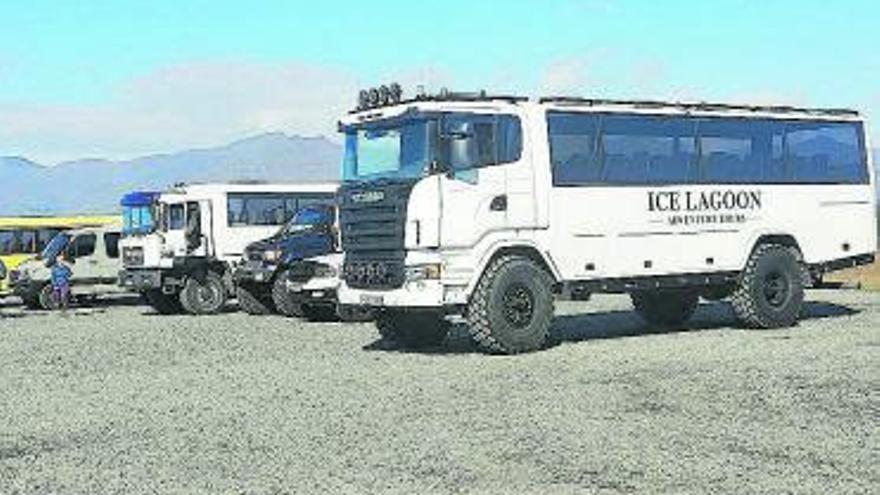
[277,207,332,236]
[343,117,431,181]
[123,205,157,235]
[41,232,71,260]
[342,113,522,182]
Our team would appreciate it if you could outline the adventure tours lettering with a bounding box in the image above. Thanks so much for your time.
[648,189,762,227]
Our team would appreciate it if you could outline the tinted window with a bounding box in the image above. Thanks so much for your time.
[548,111,867,186]
[787,121,865,183]
[295,195,335,211]
[440,114,521,171]
[548,113,601,184]
[0,230,17,255]
[0,229,34,254]
[36,228,61,252]
[104,232,121,258]
[549,113,696,185]
[70,234,96,258]
[228,193,335,227]
[699,118,787,183]
[601,115,696,184]
[168,204,185,230]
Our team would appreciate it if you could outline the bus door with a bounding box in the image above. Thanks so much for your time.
[185,201,213,257]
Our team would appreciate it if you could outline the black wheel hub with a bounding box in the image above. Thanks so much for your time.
[195,282,220,306]
[763,271,790,308]
[502,284,535,328]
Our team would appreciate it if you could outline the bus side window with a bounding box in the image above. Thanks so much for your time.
[104,233,121,258]
[68,234,97,258]
[22,231,36,253]
[0,230,13,254]
[786,121,865,184]
[36,228,60,252]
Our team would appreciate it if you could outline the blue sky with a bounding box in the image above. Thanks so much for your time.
[1,0,878,163]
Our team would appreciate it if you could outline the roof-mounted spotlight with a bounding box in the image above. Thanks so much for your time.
[389,83,402,103]
[354,82,406,111]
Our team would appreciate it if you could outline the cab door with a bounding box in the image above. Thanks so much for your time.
[184,200,213,258]
[163,202,188,257]
[66,232,99,288]
[438,113,529,249]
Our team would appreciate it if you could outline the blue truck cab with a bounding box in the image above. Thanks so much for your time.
[234,204,369,321]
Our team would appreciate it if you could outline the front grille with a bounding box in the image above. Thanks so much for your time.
[123,246,144,267]
[339,180,415,289]
[286,261,316,282]
[343,258,405,288]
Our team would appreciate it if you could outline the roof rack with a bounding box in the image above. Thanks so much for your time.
[538,96,859,117]
[412,89,527,105]
[350,85,527,114]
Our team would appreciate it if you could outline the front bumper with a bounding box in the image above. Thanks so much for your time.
[337,278,449,308]
[286,274,339,305]
[118,269,163,290]
[234,261,277,284]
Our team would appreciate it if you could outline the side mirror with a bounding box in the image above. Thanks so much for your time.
[440,119,475,141]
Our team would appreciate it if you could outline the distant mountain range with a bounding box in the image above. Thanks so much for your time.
[0,137,878,216]
[0,133,341,216]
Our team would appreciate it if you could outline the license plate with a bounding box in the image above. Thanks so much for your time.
[360,294,384,306]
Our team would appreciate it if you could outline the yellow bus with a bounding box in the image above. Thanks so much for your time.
[0,215,120,296]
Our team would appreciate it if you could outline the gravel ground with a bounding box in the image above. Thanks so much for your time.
[0,290,877,494]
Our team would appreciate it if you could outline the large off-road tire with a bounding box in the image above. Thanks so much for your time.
[22,292,42,310]
[236,284,275,315]
[38,284,60,311]
[336,304,374,322]
[143,289,183,315]
[630,289,699,327]
[731,244,805,329]
[375,310,450,348]
[179,271,227,315]
[271,270,305,318]
[466,255,556,354]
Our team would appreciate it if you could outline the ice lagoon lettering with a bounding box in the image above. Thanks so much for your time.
[648,190,762,226]
[648,190,762,212]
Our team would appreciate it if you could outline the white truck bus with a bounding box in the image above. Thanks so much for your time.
[118,182,338,315]
[336,86,876,354]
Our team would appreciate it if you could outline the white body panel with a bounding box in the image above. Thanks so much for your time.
[338,99,876,309]
[120,182,339,271]
[17,225,126,297]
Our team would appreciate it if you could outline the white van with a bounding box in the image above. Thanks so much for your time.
[118,182,338,315]
[337,87,876,353]
[13,225,125,309]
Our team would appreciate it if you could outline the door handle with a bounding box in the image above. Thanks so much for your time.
[490,195,507,212]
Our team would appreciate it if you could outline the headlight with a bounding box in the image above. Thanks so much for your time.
[313,263,338,279]
[263,249,282,263]
[405,263,442,282]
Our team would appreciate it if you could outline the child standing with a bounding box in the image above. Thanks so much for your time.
[50,254,73,311]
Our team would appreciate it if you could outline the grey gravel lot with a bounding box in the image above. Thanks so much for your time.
[0,290,877,495]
